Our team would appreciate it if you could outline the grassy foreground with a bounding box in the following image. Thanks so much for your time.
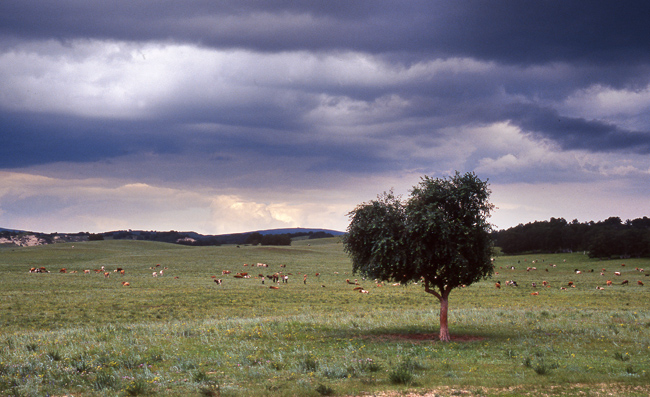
[0,238,649,396]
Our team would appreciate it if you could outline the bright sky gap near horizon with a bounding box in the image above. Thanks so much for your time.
[1,1,649,235]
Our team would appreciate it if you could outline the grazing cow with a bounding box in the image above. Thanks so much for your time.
[115,267,124,273]
[103,272,110,278]
[606,280,613,286]
[614,272,621,276]
[637,280,644,286]
[596,286,604,290]
[152,272,158,277]
[222,270,231,275]
[269,286,279,289]
[621,280,629,285]
[214,279,222,285]
[360,289,369,294]
[530,291,539,296]
[568,281,574,287]
[84,269,90,274]
[122,281,130,286]
[119,270,125,275]
[60,268,67,273]
[495,282,501,289]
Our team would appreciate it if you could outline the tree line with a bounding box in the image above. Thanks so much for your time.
[492,216,650,258]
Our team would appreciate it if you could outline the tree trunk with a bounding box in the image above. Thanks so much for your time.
[438,289,451,342]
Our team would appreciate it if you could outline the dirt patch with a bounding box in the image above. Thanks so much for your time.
[350,383,650,397]
[360,333,485,343]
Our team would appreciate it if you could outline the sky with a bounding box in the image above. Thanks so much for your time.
[1,1,649,235]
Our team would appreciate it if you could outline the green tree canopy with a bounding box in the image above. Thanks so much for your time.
[343,172,494,341]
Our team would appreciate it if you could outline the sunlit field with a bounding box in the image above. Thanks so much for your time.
[1,238,649,396]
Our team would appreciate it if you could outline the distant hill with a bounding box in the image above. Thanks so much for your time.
[0,227,24,233]
[252,227,344,236]
[0,227,345,247]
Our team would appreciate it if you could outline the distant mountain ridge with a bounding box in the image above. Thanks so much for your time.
[0,227,345,247]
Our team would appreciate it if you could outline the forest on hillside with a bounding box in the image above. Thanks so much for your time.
[492,216,650,258]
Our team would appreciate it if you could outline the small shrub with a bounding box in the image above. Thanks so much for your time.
[533,362,552,375]
[320,364,348,379]
[92,371,117,391]
[315,383,335,396]
[192,369,210,383]
[614,352,631,362]
[123,378,149,396]
[270,361,284,371]
[298,355,319,372]
[394,356,426,372]
[71,357,91,373]
[523,356,557,375]
[25,343,38,352]
[389,366,414,385]
[46,350,62,361]
[355,358,382,373]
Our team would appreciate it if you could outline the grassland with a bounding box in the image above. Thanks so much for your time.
[0,238,649,396]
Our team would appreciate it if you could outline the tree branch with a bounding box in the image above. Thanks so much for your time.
[424,279,442,300]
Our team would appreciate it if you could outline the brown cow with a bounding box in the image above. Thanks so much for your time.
[606,280,612,286]
[638,280,644,286]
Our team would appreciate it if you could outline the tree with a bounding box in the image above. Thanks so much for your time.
[343,172,494,342]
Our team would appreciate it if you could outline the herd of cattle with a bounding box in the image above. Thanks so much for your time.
[493,260,647,296]
[26,262,374,293]
[27,259,649,295]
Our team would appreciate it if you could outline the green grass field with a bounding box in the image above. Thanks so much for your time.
[1,238,649,396]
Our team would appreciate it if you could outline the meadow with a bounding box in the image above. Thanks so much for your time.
[0,237,649,396]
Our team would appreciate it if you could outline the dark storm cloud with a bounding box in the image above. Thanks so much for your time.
[511,106,650,154]
[2,1,650,169]
[3,1,650,65]
[0,112,185,167]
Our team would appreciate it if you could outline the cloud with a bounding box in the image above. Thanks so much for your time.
[1,2,650,234]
